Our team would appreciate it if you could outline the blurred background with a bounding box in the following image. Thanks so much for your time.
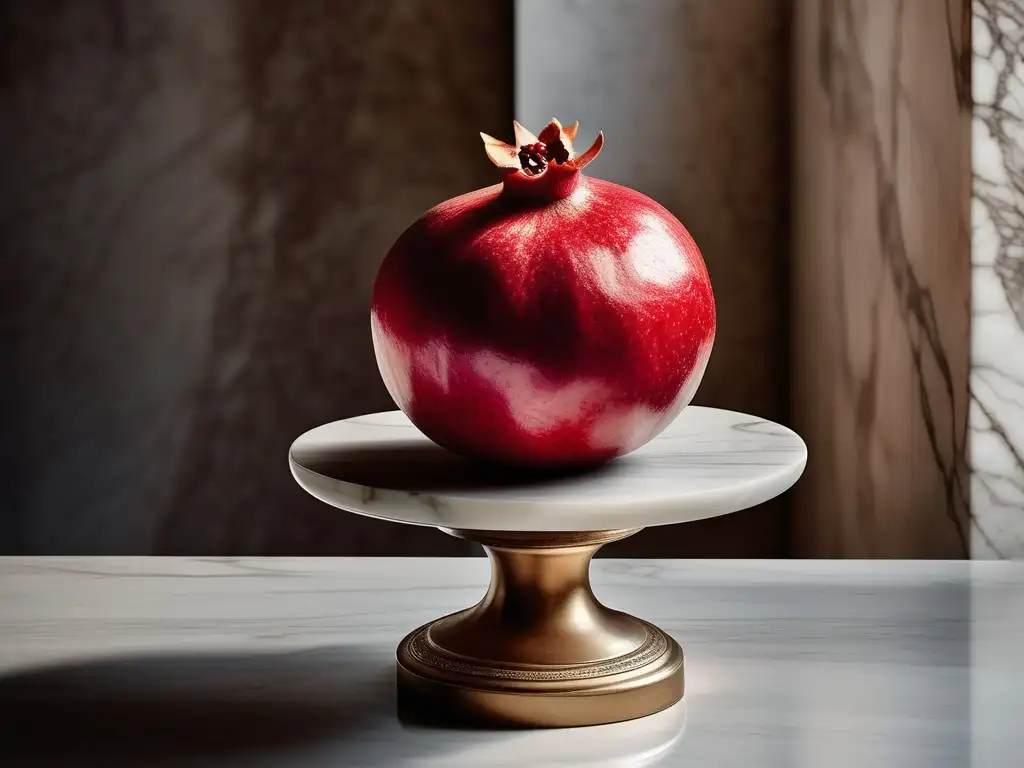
[0,0,1013,559]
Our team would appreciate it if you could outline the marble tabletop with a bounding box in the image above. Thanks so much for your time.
[289,408,807,531]
[0,557,1020,767]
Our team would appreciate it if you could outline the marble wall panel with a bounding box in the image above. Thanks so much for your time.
[791,0,972,557]
[971,0,1024,558]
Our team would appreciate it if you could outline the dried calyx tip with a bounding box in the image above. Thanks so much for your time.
[481,119,603,175]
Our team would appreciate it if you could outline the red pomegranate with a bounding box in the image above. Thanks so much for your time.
[370,119,715,466]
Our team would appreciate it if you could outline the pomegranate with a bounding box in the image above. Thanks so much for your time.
[370,119,715,466]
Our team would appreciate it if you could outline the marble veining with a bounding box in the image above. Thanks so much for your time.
[289,407,807,532]
[1,557,1020,766]
[971,0,1024,558]
[792,0,972,556]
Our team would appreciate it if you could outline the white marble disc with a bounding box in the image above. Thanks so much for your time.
[289,407,806,532]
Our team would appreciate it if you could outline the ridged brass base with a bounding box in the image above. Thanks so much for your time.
[396,528,684,728]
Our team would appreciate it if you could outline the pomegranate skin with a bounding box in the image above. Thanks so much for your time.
[371,130,715,467]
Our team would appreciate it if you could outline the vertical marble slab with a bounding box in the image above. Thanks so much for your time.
[0,1,512,555]
[791,0,972,556]
[516,0,793,557]
[972,0,1024,558]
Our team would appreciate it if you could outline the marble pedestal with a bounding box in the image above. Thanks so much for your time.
[289,407,806,727]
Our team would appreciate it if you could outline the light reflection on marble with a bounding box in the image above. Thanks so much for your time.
[971,1,1024,558]
[288,407,807,532]
[1,558,1019,766]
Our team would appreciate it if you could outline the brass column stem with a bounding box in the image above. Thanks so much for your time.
[397,528,685,727]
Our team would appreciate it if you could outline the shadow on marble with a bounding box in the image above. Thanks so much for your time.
[0,645,686,767]
[0,646,392,764]
[293,438,607,492]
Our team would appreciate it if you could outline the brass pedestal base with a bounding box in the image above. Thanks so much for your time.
[396,528,684,728]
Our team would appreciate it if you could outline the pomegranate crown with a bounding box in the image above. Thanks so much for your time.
[479,119,604,178]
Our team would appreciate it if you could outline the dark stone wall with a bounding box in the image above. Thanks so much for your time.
[1,0,512,554]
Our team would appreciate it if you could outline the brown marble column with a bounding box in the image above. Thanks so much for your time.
[791,0,972,556]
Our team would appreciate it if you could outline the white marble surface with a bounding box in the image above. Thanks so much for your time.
[0,557,1020,767]
[972,1,1024,558]
[289,408,807,532]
